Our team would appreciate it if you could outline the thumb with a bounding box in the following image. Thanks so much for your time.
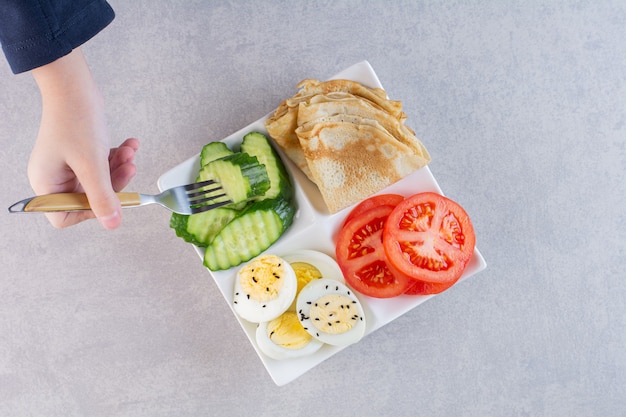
[76,161,122,230]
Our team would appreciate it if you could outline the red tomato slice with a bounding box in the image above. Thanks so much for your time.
[343,194,405,226]
[336,205,412,298]
[383,192,476,288]
[403,278,456,295]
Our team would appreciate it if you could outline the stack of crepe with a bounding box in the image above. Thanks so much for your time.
[265,79,431,213]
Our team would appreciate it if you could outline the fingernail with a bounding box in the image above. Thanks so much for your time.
[98,211,120,230]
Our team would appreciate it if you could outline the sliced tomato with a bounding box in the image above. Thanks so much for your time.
[343,194,405,226]
[383,192,475,290]
[336,205,412,298]
[403,278,456,295]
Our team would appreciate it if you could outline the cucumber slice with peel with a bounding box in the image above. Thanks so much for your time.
[196,152,270,205]
[241,132,293,201]
[203,198,296,271]
[170,207,238,247]
[200,141,234,167]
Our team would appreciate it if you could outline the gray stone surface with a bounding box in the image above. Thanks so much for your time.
[1,1,624,416]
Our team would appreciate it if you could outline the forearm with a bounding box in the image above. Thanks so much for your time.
[32,48,104,120]
[28,46,112,201]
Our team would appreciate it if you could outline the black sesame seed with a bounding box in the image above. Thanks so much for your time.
[266,287,270,292]
[325,302,330,306]
[247,294,250,299]
[336,320,341,324]
[306,301,312,305]
[315,318,320,321]
[252,277,258,283]
[262,304,266,308]
[328,322,332,326]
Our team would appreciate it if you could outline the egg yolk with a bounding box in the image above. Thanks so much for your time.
[309,294,360,335]
[266,311,312,350]
[239,255,285,303]
[288,261,322,312]
[291,262,323,291]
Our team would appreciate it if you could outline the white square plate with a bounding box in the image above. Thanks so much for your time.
[157,61,487,386]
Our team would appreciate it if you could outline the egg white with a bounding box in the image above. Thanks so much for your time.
[280,249,344,282]
[296,278,367,346]
[232,255,297,323]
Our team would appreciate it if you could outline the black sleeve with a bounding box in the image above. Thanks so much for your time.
[0,0,115,74]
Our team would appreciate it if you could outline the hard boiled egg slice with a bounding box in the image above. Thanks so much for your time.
[256,311,324,360]
[233,254,297,323]
[281,249,344,282]
[296,278,366,346]
[281,249,344,311]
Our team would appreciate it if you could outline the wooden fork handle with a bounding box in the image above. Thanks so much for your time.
[23,192,141,212]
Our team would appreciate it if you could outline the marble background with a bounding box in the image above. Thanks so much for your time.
[0,1,624,416]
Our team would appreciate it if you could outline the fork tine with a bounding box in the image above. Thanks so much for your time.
[180,180,234,214]
[186,186,224,200]
[190,193,229,206]
[190,199,233,214]
[183,180,217,191]
[184,180,224,201]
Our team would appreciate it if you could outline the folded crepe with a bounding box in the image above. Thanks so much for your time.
[265,78,431,213]
[295,115,430,213]
[265,79,405,178]
[297,93,428,159]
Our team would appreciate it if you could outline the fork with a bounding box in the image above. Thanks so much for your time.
[7,180,232,215]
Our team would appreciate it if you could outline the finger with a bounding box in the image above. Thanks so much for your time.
[123,137,140,151]
[43,210,96,229]
[109,138,140,162]
[74,139,139,228]
[109,140,139,171]
[72,153,122,230]
[109,138,140,192]
[110,160,137,192]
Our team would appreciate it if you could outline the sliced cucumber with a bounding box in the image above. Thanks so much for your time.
[170,212,190,240]
[200,141,234,167]
[171,131,297,271]
[241,131,293,201]
[203,198,296,271]
[170,207,239,247]
[196,152,270,205]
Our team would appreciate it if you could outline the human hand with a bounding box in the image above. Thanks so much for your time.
[28,48,139,229]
